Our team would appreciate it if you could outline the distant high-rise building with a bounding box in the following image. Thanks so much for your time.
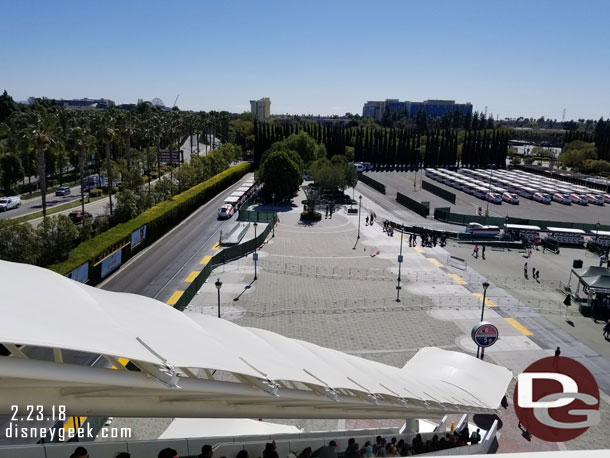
[362,99,472,122]
[250,97,271,120]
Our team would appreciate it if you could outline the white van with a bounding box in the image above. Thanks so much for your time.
[0,196,21,212]
[353,162,364,173]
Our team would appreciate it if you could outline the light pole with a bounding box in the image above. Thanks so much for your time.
[215,278,222,318]
[253,221,258,280]
[485,165,494,220]
[354,195,362,250]
[396,224,404,302]
[596,221,600,245]
[477,281,490,358]
[271,193,276,238]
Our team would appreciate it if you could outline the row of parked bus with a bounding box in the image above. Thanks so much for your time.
[217,178,256,219]
[467,222,608,247]
[460,168,610,206]
[425,168,520,205]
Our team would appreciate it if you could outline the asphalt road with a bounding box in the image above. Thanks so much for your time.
[0,189,85,220]
[101,173,254,298]
[366,170,610,225]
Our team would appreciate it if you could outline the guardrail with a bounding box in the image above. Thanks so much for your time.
[173,214,277,311]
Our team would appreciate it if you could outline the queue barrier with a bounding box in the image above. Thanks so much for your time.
[396,192,430,217]
[358,173,386,194]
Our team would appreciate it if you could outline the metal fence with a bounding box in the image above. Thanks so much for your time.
[234,294,569,317]
[229,259,563,291]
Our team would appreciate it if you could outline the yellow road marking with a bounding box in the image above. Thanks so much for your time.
[212,242,221,250]
[185,271,200,282]
[414,246,424,253]
[166,291,184,306]
[200,255,212,265]
[449,273,468,285]
[427,258,444,268]
[505,317,533,336]
[473,292,496,307]
[111,357,129,370]
[63,416,87,432]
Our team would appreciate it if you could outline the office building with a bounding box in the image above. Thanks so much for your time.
[250,97,271,120]
[362,99,472,122]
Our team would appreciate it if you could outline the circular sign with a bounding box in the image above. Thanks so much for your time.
[513,356,600,442]
[471,321,499,348]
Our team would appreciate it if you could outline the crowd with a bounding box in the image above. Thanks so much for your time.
[67,429,483,458]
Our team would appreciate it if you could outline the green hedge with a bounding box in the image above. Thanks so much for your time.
[49,163,251,277]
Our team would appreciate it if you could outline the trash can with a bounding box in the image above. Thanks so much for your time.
[573,259,583,269]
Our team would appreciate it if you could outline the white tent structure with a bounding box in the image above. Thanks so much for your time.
[0,260,512,419]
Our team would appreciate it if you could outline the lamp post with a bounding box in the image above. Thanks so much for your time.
[477,281,490,358]
[215,278,222,318]
[485,165,494,220]
[596,221,600,244]
[253,222,258,280]
[353,195,362,250]
[396,224,404,302]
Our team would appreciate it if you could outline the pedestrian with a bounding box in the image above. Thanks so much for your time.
[325,206,328,219]
[535,269,540,281]
[482,245,486,260]
[555,346,561,357]
[528,248,532,258]
[329,205,333,219]
[472,245,479,258]
[600,253,607,267]
[603,320,610,339]
[365,216,369,225]
[532,267,536,278]
[501,395,509,409]
[524,262,528,278]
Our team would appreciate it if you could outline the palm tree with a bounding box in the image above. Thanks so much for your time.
[66,119,95,216]
[15,108,60,217]
[97,110,116,215]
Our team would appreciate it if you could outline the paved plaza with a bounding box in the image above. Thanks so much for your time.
[184,186,610,452]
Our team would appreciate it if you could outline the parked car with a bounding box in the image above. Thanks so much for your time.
[55,186,71,196]
[68,210,92,223]
[552,193,572,204]
[217,204,234,220]
[603,194,610,204]
[585,194,604,205]
[570,194,588,205]
[0,196,21,211]
[502,192,519,204]
[485,192,502,203]
[533,192,551,204]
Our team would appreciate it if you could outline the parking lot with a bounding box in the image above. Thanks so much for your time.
[365,170,610,225]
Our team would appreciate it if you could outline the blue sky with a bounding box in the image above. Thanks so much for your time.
[2,0,609,119]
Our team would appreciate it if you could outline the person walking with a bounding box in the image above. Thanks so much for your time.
[555,346,561,357]
[603,320,610,339]
[365,216,369,225]
[325,206,328,219]
[482,245,486,260]
[535,269,540,281]
[472,245,479,258]
[524,262,528,278]
[532,267,536,279]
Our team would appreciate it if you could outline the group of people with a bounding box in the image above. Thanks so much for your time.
[523,262,541,282]
[365,213,376,226]
[406,232,446,248]
[325,205,334,219]
[382,221,394,237]
[68,429,483,458]
[599,251,610,268]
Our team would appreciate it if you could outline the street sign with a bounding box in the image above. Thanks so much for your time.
[398,255,403,263]
[253,253,259,261]
[471,321,499,348]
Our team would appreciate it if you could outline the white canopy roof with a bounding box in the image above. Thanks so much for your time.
[0,260,512,419]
